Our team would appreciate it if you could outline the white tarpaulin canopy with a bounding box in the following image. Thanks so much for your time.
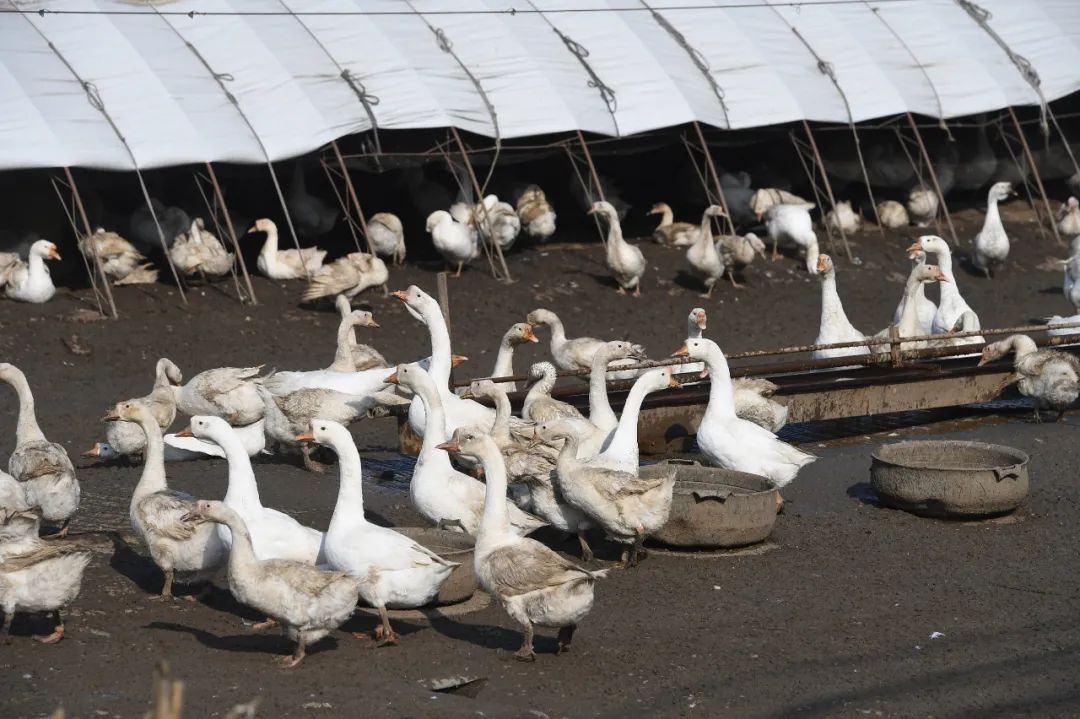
[1,0,1078,171]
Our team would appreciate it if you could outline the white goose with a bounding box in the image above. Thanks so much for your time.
[892,248,938,336]
[876,200,909,229]
[673,339,815,498]
[395,285,502,438]
[173,366,264,426]
[589,201,646,296]
[302,419,456,646]
[0,239,60,303]
[1057,197,1080,237]
[181,416,323,565]
[909,235,984,344]
[332,296,387,372]
[250,218,326,280]
[1062,237,1080,311]
[389,363,546,536]
[516,186,557,241]
[907,186,938,227]
[104,401,226,600]
[0,364,79,537]
[825,200,861,235]
[686,205,727,298]
[812,254,869,360]
[426,210,478,277]
[366,212,406,266]
[85,358,181,461]
[973,181,1014,277]
[438,427,607,661]
[526,308,645,380]
[764,204,819,274]
[593,367,678,473]
[979,334,1080,422]
[482,322,538,393]
[647,202,699,247]
[521,362,586,424]
[476,195,521,251]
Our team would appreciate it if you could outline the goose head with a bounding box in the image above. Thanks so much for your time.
[534,418,579,443]
[101,399,152,425]
[425,210,452,233]
[180,499,232,526]
[977,340,1008,367]
[507,322,539,346]
[296,418,350,448]
[816,253,836,276]
[82,442,119,460]
[908,235,950,260]
[1066,197,1079,212]
[391,284,437,323]
[602,340,647,363]
[913,264,948,284]
[177,415,232,444]
[528,361,557,383]
[647,202,671,216]
[435,425,490,459]
[987,181,1014,203]
[743,232,767,259]
[671,337,716,362]
[384,362,434,395]
[30,239,61,261]
[703,204,726,219]
[640,367,680,393]
[526,308,558,328]
[247,218,277,236]
[467,379,498,400]
[586,201,617,221]
[347,309,379,329]
[689,308,707,331]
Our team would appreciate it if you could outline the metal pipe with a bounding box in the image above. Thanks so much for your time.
[204,163,257,306]
[802,121,853,261]
[691,122,736,236]
[450,127,513,282]
[453,320,1080,387]
[62,168,118,319]
[330,140,375,256]
[1008,106,1063,246]
[905,113,960,247]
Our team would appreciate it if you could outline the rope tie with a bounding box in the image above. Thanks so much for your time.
[435,26,452,52]
[340,69,381,106]
[647,6,729,126]
[954,0,1048,135]
[554,28,618,118]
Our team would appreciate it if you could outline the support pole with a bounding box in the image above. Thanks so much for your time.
[691,121,736,235]
[437,271,455,387]
[449,127,513,282]
[801,121,853,261]
[205,163,257,305]
[330,140,375,256]
[1007,107,1063,246]
[574,130,610,248]
[905,113,960,247]
[192,172,246,303]
[63,168,118,319]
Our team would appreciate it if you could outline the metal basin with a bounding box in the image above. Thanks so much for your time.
[870,440,1030,517]
[375,527,476,606]
[644,460,779,548]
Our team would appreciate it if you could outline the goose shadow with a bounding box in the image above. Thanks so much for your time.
[583,271,623,292]
[425,613,538,653]
[106,531,168,597]
[146,620,340,659]
[846,481,882,508]
[672,270,707,294]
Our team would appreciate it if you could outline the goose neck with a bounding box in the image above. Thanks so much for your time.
[656,207,673,227]
[423,306,453,387]
[487,390,513,446]
[703,346,736,419]
[475,442,512,549]
[4,371,44,445]
[216,430,262,508]
[414,378,449,450]
[819,271,851,329]
[221,512,258,572]
[607,377,651,451]
[588,351,618,430]
[328,434,367,528]
[329,316,358,371]
[133,415,168,499]
[491,339,516,382]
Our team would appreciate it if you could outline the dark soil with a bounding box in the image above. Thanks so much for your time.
[1,200,1078,718]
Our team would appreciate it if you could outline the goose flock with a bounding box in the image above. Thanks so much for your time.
[8,172,1073,311]
[1,170,1080,672]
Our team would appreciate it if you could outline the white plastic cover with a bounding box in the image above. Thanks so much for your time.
[0,0,1077,170]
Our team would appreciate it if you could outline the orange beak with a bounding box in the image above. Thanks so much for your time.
[977,354,990,367]
[246,225,257,234]
[391,290,408,302]
[695,314,707,330]
[295,431,315,443]
[905,242,922,258]
[47,246,61,260]
[936,271,950,283]
[102,410,120,422]
[435,440,460,453]
[451,355,468,367]
[384,370,399,384]
[816,255,828,273]
[82,444,101,458]
[671,345,689,357]
[523,325,539,343]
[175,427,193,438]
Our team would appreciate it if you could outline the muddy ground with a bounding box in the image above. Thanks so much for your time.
[1,201,1078,718]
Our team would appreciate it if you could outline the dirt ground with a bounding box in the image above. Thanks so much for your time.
[1,200,1079,718]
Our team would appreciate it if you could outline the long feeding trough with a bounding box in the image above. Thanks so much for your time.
[870,440,1030,518]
